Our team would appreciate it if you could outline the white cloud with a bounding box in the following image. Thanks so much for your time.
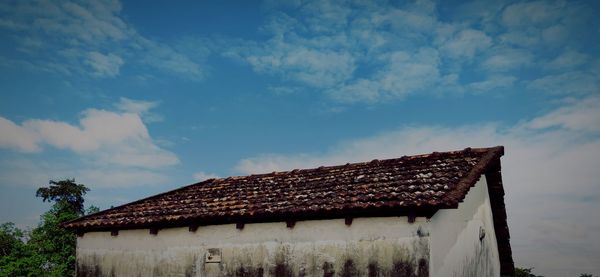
[541,24,568,44]
[373,6,437,33]
[115,97,159,114]
[114,97,163,123]
[527,96,600,133]
[0,99,178,188]
[85,51,124,77]
[30,0,129,45]
[467,75,517,92]
[0,117,40,152]
[500,0,587,48]
[547,50,588,69]
[231,39,356,88]
[235,96,600,275]
[502,1,563,28]
[528,71,600,95]
[498,31,539,47]
[137,37,205,80]
[329,48,440,103]
[226,0,452,103]
[482,47,534,71]
[440,29,492,59]
[227,0,594,104]
[0,108,178,169]
[192,171,219,182]
[0,0,204,80]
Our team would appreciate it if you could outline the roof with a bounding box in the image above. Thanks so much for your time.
[64,146,513,274]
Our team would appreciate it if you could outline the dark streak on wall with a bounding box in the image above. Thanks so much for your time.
[78,255,430,277]
[77,256,101,277]
[340,259,359,277]
[417,258,429,277]
[234,266,264,277]
[459,239,495,277]
[271,249,293,277]
[77,238,431,276]
[323,261,335,277]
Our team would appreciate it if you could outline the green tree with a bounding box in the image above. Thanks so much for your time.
[515,267,544,277]
[0,179,91,277]
[36,179,89,215]
[0,223,25,257]
[580,274,598,277]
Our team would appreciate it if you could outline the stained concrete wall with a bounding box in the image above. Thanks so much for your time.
[428,178,501,277]
[76,178,502,277]
[77,217,429,277]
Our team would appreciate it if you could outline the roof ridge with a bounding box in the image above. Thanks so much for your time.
[206,146,503,180]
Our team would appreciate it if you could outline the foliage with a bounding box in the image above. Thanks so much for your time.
[36,179,89,215]
[86,205,100,215]
[515,267,544,277]
[0,223,24,257]
[0,179,92,277]
[580,274,598,277]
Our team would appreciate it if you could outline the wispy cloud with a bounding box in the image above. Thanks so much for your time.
[467,75,517,92]
[114,97,164,123]
[528,71,600,95]
[0,0,205,80]
[546,50,588,70]
[85,51,124,77]
[225,0,596,104]
[439,29,492,59]
[227,38,356,88]
[481,47,534,72]
[527,96,600,133]
[235,96,600,275]
[328,48,440,103]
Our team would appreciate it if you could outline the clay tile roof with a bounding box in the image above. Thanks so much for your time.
[64,146,504,230]
[63,146,514,275]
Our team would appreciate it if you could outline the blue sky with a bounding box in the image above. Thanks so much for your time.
[1,0,599,275]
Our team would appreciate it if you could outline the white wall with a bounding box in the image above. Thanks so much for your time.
[77,217,429,276]
[77,177,502,277]
[429,178,501,277]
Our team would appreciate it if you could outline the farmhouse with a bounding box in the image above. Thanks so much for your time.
[64,146,514,277]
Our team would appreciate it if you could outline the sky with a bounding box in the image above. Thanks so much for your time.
[0,0,599,275]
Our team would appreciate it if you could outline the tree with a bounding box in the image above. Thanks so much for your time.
[0,179,91,277]
[515,267,544,277]
[0,222,25,257]
[36,179,89,215]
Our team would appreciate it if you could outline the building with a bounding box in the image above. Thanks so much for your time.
[64,146,514,277]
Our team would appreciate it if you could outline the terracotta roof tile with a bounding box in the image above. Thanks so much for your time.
[63,146,514,275]
[64,146,504,230]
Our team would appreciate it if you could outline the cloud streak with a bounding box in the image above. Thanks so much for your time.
[226,0,597,104]
[0,0,205,80]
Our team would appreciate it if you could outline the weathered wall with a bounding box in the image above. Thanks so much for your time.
[76,217,429,277]
[77,178,503,277]
[428,178,500,277]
